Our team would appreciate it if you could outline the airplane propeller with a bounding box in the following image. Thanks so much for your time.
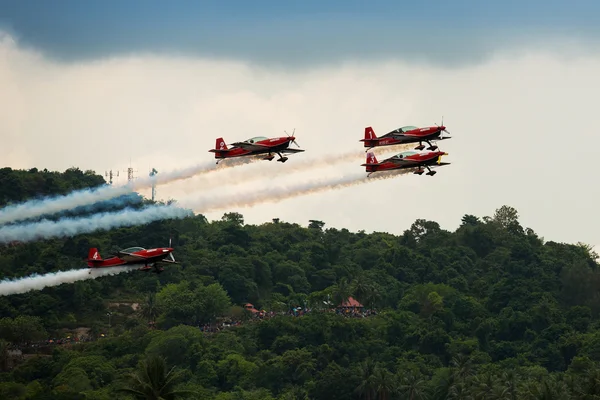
[285,128,301,148]
[435,116,451,137]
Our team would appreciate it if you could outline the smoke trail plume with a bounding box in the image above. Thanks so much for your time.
[0,145,406,226]
[186,144,415,190]
[51,193,144,219]
[0,204,193,244]
[185,168,412,214]
[0,157,255,226]
[0,266,138,296]
[0,184,133,226]
[135,156,262,189]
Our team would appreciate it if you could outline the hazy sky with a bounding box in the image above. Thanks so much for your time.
[1,2,600,252]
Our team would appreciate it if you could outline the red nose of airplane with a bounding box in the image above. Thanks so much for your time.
[440,126,446,131]
[167,248,174,252]
[289,136,296,141]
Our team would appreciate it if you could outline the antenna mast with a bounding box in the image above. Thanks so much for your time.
[124,161,138,183]
[105,170,120,185]
[149,168,158,201]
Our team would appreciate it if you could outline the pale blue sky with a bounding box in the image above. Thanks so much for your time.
[1,0,599,66]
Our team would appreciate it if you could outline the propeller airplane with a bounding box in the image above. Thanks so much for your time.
[360,118,452,152]
[86,240,178,274]
[362,150,450,177]
[209,130,304,164]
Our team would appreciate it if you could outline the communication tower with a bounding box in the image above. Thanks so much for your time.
[149,168,158,201]
[124,165,138,183]
[105,170,120,185]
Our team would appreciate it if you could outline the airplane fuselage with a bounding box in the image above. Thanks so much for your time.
[88,247,174,268]
[362,127,444,149]
[211,137,293,159]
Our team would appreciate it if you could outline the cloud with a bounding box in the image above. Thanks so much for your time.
[1,31,600,247]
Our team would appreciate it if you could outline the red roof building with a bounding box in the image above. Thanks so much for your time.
[244,303,259,314]
[338,297,363,308]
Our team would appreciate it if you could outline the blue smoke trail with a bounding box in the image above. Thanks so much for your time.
[0,183,134,226]
[0,204,193,244]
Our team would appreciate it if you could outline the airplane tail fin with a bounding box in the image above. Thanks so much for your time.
[215,138,227,151]
[87,248,103,267]
[360,127,379,147]
[209,137,229,157]
[361,152,379,172]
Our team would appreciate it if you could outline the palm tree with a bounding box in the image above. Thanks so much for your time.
[447,382,473,400]
[450,354,474,381]
[140,293,160,328]
[364,287,382,310]
[355,359,377,400]
[398,371,429,400]
[499,370,518,400]
[372,367,396,400]
[519,376,571,400]
[352,276,372,305]
[469,372,499,400]
[117,354,196,400]
[332,277,352,307]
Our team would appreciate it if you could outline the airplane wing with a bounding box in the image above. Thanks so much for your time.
[387,157,449,167]
[157,259,179,264]
[281,148,305,154]
[156,253,179,264]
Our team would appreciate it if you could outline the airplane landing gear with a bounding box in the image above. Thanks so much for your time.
[427,145,438,151]
[275,152,288,162]
[425,166,436,176]
[414,143,425,150]
[263,154,274,161]
[414,169,424,175]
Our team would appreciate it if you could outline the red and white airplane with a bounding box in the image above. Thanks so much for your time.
[362,150,450,177]
[86,245,178,274]
[360,121,451,152]
[209,131,304,164]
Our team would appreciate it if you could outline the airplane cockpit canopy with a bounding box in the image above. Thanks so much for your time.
[121,247,145,253]
[395,150,418,159]
[398,125,418,133]
[244,136,268,144]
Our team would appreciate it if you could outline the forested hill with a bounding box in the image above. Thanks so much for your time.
[0,167,105,206]
[1,167,600,399]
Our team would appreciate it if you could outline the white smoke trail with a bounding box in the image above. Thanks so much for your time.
[0,204,193,244]
[184,168,412,214]
[0,266,138,296]
[0,157,257,226]
[0,144,408,227]
[135,156,261,189]
[180,144,415,191]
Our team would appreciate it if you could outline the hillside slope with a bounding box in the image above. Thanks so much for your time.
[0,167,599,399]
